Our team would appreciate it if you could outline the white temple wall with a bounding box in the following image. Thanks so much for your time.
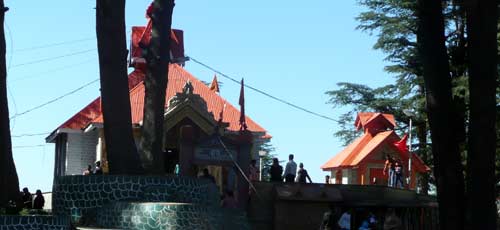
[65,130,98,175]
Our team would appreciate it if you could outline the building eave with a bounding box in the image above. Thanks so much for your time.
[45,128,83,143]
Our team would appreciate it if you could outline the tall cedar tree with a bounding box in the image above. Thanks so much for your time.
[96,0,143,174]
[416,0,465,229]
[0,2,19,207]
[464,0,498,228]
[140,0,175,173]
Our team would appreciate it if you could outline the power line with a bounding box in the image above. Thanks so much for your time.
[12,144,47,149]
[5,22,18,133]
[13,37,95,52]
[9,78,99,119]
[187,56,340,123]
[10,48,96,69]
[9,57,95,83]
[11,132,51,138]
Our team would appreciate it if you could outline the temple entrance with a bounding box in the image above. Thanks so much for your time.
[164,148,179,174]
[196,165,238,195]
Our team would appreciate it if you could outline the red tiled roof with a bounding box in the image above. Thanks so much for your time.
[57,70,146,131]
[320,131,392,169]
[321,129,429,172]
[355,112,396,131]
[58,98,101,130]
[56,64,267,134]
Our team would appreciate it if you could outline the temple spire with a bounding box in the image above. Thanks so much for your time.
[209,74,220,93]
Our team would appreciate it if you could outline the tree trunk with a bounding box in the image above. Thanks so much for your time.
[0,2,19,207]
[140,0,175,174]
[465,0,498,229]
[416,0,465,229]
[96,0,142,174]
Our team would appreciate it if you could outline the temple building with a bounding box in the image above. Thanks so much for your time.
[45,23,270,201]
[320,112,429,189]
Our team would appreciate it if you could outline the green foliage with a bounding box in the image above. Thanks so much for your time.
[325,82,414,145]
[258,141,279,182]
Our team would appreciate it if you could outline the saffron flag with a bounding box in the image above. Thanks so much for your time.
[209,75,220,93]
[218,103,226,124]
[239,78,247,131]
[393,134,409,153]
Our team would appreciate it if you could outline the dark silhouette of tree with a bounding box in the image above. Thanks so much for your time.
[0,1,19,207]
[96,0,143,174]
[464,0,498,228]
[416,0,465,229]
[329,0,498,227]
[140,0,175,173]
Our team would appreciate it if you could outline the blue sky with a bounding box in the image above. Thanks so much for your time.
[5,0,393,192]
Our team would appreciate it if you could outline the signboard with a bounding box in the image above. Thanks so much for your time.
[194,136,238,163]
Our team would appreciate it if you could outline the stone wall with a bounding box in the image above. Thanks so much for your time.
[65,131,98,175]
[52,175,251,229]
[53,175,219,216]
[0,215,70,230]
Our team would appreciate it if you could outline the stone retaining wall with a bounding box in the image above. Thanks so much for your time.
[52,175,250,229]
[53,175,219,216]
[0,215,70,230]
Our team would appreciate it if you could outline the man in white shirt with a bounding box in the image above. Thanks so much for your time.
[283,154,297,182]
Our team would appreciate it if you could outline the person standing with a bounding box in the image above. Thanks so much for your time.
[83,165,92,175]
[33,190,45,210]
[337,209,351,230]
[269,158,283,182]
[21,187,32,209]
[249,159,260,181]
[283,154,297,183]
[296,163,312,183]
[200,168,216,184]
[319,203,341,230]
[394,160,404,189]
[325,175,331,184]
[94,161,103,175]
[383,155,395,187]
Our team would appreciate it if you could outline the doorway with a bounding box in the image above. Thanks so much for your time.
[164,148,179,174]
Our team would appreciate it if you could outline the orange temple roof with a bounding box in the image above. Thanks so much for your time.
[321,112,430,172]
[51,64,268,137]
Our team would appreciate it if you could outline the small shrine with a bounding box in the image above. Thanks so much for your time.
[321,112,430,189]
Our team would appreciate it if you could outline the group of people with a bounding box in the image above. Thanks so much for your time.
[320,205,402,230]
[21,187,44,210]
[82,161,103,175]
[269,154,312,183]
[383,154,404,188]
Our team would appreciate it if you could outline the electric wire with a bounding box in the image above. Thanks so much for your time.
[5,22,18,133]
[9,78,99,119]
[9,57,95,83]
[188,56,340,123]
[10,48,96,69]
[217,136,260,199]
[11,132,51,138]
[14,37,95,52]
[12,144,47,149]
